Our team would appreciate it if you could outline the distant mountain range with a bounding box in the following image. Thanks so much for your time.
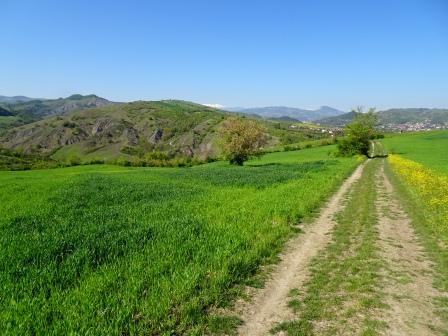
[0,95,43,104]
[317,108,448,130]
[227,106,346,121]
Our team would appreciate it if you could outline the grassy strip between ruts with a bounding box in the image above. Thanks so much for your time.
[385,158,448,323]
[0,148,358,335]
[272,159,385,335]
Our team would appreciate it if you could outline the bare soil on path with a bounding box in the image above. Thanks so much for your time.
[376,162,447,335]
[235,162,367,335]
[235,160,447,335]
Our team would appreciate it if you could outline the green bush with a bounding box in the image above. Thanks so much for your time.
[337,108,382,156]
[144,151,169,161]
[69,156,82,166]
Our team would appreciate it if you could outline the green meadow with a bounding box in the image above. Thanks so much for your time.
[382,130,448,174]
[0,147,358,335]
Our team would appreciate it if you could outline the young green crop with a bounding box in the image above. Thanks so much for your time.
[0,147,357,335]
[382,130,448,174]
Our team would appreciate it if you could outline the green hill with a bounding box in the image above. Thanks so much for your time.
[0,106,13,117]
[0,100,328,163]
[379,108,448,124]
[317,111,360,127]
[0,94,115,133]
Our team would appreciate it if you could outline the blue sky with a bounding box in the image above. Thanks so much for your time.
[1,0,447,110]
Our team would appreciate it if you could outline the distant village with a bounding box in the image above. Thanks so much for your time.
[288,123,344,136]
[378,120,448,132]
[311,119,448,133]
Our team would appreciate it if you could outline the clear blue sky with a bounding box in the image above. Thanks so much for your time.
[1,0,447,110]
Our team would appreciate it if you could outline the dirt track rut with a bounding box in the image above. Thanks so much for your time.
[236,160,447,335]
[376,162,446,335]
[236,162,367,335]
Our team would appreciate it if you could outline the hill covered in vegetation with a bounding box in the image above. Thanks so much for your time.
[0,107,14,117]
[0,100,330,165]
[317,108,448,131]
[0,94,115,133]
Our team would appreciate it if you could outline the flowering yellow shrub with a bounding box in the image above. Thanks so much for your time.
[388,154,448,234]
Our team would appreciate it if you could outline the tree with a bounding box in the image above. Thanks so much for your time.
[219,117,268,165]
[337,107,381,156]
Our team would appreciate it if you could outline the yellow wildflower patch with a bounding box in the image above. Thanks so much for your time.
[388,154,448,234]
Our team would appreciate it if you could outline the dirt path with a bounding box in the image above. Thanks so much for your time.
[235,159,447,335]
[236,162,367,335]
[376,162,446,335]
